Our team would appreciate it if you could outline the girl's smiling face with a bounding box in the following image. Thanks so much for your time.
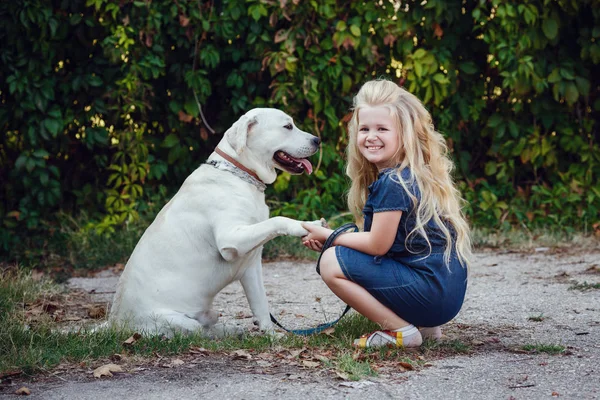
[357,106,401,171]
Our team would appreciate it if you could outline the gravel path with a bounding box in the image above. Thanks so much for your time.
[2,248,599,399]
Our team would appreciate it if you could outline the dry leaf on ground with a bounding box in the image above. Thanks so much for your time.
[123,333,142,346]
[15,387,31,395]
[87,305,106,319]
[162,359,185,368]
[93,364,123,378]
[301,360,320,368]
[398,361,414,371]
[232,349,252,360]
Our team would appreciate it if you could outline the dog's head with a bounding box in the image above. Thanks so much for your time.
[223,108,320,184]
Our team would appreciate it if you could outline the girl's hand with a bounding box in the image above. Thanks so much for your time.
[301,222,333,244]
[302,239,323,252]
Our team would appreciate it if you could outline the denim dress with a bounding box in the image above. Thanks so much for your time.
[335,168,468,327]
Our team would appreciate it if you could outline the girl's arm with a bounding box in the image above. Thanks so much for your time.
[301,210,402,256]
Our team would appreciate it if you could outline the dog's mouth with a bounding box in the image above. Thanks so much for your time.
[273,151,313,175]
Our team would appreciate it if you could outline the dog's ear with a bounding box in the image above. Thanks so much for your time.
[224,115,258,154]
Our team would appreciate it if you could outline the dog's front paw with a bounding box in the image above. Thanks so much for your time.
[254,320,285,340]
[287,221,309,237]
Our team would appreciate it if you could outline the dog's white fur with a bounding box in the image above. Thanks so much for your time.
[108,108,321,336]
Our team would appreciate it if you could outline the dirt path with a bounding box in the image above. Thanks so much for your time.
[2,248,599,399]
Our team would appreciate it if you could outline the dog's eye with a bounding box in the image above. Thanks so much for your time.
[284,123,293,130]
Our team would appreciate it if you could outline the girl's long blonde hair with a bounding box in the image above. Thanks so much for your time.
[346,79,472,267]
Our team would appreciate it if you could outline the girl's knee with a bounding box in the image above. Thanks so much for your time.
[319,247,342,283]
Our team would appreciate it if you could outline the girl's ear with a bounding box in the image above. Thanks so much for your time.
[224,115,258,154]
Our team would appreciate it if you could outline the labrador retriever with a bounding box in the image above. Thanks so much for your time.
[108,108,321,336]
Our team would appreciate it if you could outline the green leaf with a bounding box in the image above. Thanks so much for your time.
[542,18,558,40]
[349,25,361,37]
[575,77,590,97]
[413,49,427,59]
[485,162,497,176]
[342,74,352,93]
[43,119,61,137]
[432,73,446,83]
[184,98,199,117]
[564,82,579,105]
[414,62,423,77]
[487,114,503,128]
[33,149,49,158]
[559,69,574,80]
[336,21,347,31]
[459,62,478,75]
[88,75,103,87]
[547,69,561,83]
[162,134,180,148]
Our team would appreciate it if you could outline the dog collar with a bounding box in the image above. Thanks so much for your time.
[207,148,266,192]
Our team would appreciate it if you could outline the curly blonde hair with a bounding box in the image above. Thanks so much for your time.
[346,79,472,267]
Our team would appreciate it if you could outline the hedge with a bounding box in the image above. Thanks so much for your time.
[1,0,599,256]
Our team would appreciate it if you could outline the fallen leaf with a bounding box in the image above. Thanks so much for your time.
[398,361,414,371]
[232,349,252,360]
[162,359,185,368]
[87,305,106,319]
[189,347,209,356]
[256,360,272,367]
[301,360,320,368]
[123,333,142,346]
[334,370,349,380]
[93,364,123,378]
[321,327,335,336]
[15,387,30,395]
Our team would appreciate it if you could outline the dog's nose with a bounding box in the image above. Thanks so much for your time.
[312,137,321,146]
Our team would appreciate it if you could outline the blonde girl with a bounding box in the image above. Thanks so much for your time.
[302,79,471,348]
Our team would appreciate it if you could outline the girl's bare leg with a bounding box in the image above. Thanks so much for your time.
[318,248,408,330]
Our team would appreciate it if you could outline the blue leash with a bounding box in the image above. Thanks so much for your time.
[269,223,358,335]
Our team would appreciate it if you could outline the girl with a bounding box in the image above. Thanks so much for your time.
[301,79,472,348]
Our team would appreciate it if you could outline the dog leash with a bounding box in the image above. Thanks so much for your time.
[269,223,358,335]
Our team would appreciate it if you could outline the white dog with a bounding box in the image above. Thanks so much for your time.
[108,108,321,336]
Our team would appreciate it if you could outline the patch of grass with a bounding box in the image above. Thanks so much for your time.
[471,226,600,251]
[568,281,600,291]
[334,352,378,381]
[528,313,546,322]
[421,338,471,354]
[521,343,565,355]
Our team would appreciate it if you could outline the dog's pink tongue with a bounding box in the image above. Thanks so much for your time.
[298,158,313,175]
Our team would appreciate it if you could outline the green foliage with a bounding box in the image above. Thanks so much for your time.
[1,0,599,263]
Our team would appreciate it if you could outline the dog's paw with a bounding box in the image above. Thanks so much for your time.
[194,310,219,328]
[287,222,309,237]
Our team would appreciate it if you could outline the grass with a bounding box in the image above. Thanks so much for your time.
[470,226,600,251]
[568,281,600,291]
[521,343,566,355]
[528,313,546,322]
